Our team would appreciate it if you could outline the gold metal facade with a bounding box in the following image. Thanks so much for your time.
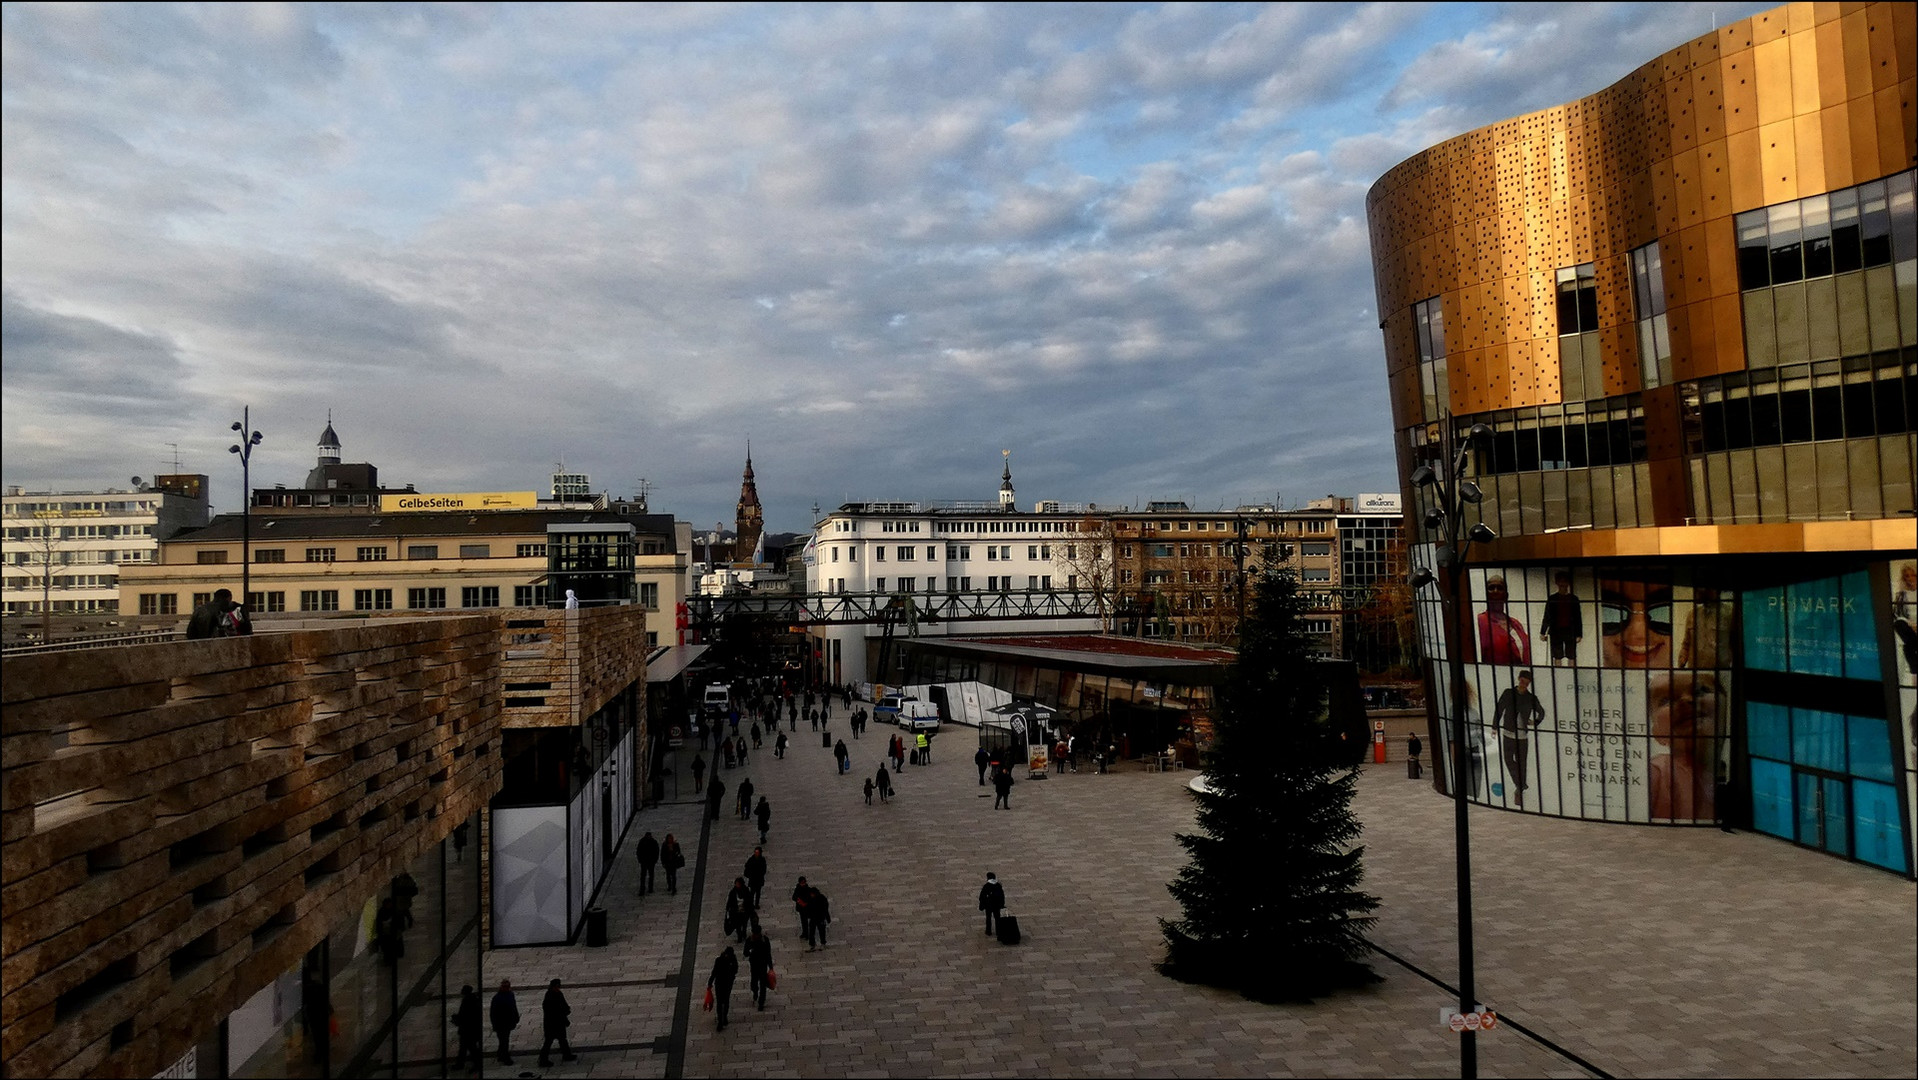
[1368,1,1916,561]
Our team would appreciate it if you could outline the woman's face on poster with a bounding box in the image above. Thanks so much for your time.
[1600,577,1673,667]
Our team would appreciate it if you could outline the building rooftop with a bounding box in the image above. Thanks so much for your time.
[170,509,682,546]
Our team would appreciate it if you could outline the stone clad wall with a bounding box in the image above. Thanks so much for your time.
[1,617,504,1078]
[498,605,649,728]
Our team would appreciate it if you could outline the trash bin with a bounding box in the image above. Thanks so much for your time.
[821,730,832,748]
[585,907,608,947]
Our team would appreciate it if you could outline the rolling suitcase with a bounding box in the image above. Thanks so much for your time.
[995,912,1020,945]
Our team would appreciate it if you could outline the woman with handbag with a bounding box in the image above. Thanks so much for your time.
[661,834,685,895]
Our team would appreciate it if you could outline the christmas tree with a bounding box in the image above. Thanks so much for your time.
[1159,567,1380,1000]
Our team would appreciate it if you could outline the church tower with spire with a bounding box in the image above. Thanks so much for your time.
[733,445,764,561]
[998,449,1016,511]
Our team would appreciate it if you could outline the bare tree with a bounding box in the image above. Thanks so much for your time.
[1053,515,1118,634]
[21,511,72,643]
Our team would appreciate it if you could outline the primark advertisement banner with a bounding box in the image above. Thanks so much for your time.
[1420,562,1732,825]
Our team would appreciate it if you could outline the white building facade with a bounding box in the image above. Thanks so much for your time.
[2,476,211,620]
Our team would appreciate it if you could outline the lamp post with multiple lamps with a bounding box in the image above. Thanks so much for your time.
[1407,421,1495,1080]
[229,409,263,612]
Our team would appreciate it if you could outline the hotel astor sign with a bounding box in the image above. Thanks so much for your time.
[380,491,537,513]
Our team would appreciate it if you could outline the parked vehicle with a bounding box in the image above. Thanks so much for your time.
[874,693,913,724]
[897,700,941,734]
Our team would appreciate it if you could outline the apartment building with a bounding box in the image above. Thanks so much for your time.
[1,475,210,623]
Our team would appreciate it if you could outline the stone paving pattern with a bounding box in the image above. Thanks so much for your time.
[482,709,1916,1078]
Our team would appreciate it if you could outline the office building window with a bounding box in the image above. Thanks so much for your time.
[461,586,500,608]
[639,582,659,609]
[875,577,887,592]
[408,545,439,560]
[516,543,547,558]
[300,589,340,612]
[138,594,178,616]
[408,587,447,609]
[897,546,915,561]
[1558,262,1604,401]
[305,547,336,563]
[354,589,393,611]
[1631,240,1672,388]
[254,549,285,563]
[459,544,491,559]
[1416,295,1449,421]
[875,547,885,562]
[899,579,916,592]
[248,591,286,613]
[197,550,228,564]
[357,546,388,561]
[514,585,549,607]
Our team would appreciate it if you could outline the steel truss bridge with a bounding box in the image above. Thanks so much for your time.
[688,585,1368,631]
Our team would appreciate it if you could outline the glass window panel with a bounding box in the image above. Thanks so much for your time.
[1889,170,1916,263]
[1872,374,1908,434]
[1804,277,1841,361]
[1783,443,1818,518]
[1811,383,1845,439]
[1801,194,1833,279]
[1847,714,1895,783]
[1589,467,1616,530]
[1772,282,1811,366]
[1748,758,1794,839]
[1791,707,1847,770]
[1754,446,1787,520]
[1864,265,1900,352]
[1749,387,1782,446]
[1577,283,1598,332]
[1566,464,1593,526]
[1728,449,1761,521]
[1631,462,1653,527]
[1779,386,1813,443]
[1840,571,1881,679]
[1541,469,1568,531]
[1859,179,1891,267]
[1830,187,1863,274]
[1769,201,1804,283]
[1743,289,1778,367]
[1744,584,1790,670]
[1878,435,1913,516]
[1737,210,1772,288]
[1814,441,1851,520]
[1748,701,1791,761]
[1851,779,1909,873]
[1703,453,1733,523]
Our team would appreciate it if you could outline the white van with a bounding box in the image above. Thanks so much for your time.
[703,684,731,712]
[898,700,941,733]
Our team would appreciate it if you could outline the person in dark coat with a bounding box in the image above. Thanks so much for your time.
[834,739,850,774]
[725,877,756,943]
[875,763,892,802]
[661,834,685,895]
[691,753,707,794]
[1407,732,1424,779]
[744,847,768,908]
[452,985,483,1071]
[992,765,1015,810]
[708,946,739,1030]
[775,731,788,758]
[744,926,774,1011]
[736,776,755,819]
[979,873,1006,936]
[804,885,831,950]
[635,830,660,894]
[975,745,991,785]
[489,980,519,1064]
[707,775,726,821]
[538,979,575,1066]
[754,796,772,844]
[185,587,253,639]
[790,876,811,937]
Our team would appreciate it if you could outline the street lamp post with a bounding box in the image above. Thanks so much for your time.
[229,408,263,611]
[1408,421,1495,1080]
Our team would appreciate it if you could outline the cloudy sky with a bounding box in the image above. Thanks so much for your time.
[2,2,1771,534]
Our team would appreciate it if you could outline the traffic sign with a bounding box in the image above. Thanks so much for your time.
[1442,1008,1497,1033]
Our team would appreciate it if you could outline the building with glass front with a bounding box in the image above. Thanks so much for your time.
[1367,2,1915,875]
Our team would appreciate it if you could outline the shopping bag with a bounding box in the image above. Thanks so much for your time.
[703,986,714,1011]
[766,967,777,991]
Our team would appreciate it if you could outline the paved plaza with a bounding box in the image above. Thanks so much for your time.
[477,713,1916,1078]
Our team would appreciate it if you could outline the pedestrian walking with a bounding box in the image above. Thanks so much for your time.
[754,796,772,845]
[538,979,575,1066]
[822,698,832,722]
[809,707,820,732]
[975,746,991,785]
[736,776,755,819]
[791,876,812,937]
[636,830,659,895]
[489,980,519,1065]
[992,765,1015,809]
[864,776,875,805]
[744,847,768,908]
[722,736,737,770]
[393,871,419,929]
[661,834,685,895]
[452,985,484,1071]
[751,722,763,750]
[737,736,749,766]
[707,776,726,821]
[707,946,739,1031]
[806,884,831,949]
[744,926,775,1011]
[725,877,757,943]
[1054,739,1069,775]
[691,753,707,794]
[875,764,892,802]
[1407,731,1424,780]
[775,731,788,758]
[834,739,850,774]
[978,873,1006,936]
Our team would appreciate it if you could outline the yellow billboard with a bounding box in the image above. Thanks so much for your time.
[380,491,538,513]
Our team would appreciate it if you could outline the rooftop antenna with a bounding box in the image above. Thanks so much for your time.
[635,478,651,513]
[166,443,181,471]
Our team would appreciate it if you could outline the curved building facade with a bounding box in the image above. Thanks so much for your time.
[1368,3,1916,874]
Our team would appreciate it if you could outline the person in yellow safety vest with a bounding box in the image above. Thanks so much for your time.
[915,731,931,765]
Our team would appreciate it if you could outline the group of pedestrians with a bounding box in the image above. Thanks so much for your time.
[453,978,575,1070]
[633,830,687,896]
